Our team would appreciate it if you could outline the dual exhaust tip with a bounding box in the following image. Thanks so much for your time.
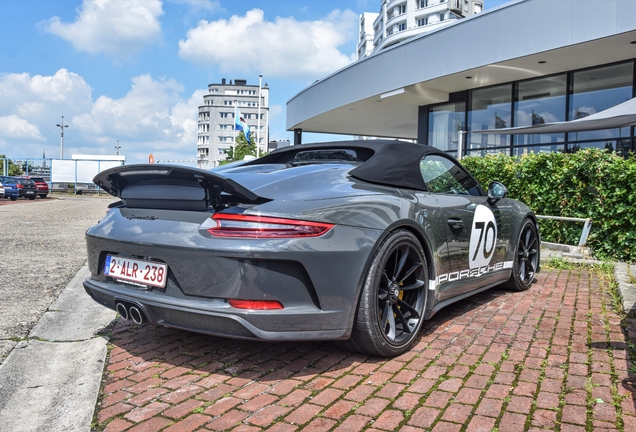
[116,301,146,325]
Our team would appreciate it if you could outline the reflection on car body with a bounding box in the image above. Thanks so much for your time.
[83,140,540,357]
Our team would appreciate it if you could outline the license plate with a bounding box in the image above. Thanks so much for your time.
[26,191,34,194]
[104,255,167,288]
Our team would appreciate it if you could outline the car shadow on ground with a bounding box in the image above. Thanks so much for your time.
[104,285,514,381]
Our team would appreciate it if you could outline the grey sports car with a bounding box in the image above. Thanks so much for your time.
[83,140,540,357]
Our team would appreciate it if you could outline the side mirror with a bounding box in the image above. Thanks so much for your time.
[487,181,508,203]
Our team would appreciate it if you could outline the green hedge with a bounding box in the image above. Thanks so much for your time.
[461,149,636,263]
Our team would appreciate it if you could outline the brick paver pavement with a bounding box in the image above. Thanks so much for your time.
[94,266,636,431]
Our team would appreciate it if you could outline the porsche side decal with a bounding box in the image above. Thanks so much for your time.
[429,261,513,290]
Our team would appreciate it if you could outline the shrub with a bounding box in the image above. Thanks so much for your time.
[462,149,636,263]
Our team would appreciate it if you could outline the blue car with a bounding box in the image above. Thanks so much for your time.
[0,176,19,201]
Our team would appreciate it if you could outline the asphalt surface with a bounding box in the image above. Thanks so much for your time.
[0,196,635,431]
[0,195,117,431]
[0,195,115,362]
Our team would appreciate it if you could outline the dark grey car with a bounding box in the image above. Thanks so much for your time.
[83,140,540,357]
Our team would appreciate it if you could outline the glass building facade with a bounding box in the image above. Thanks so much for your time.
[423,60,636,157]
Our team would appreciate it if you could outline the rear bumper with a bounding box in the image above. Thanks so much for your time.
[83,278,350,341]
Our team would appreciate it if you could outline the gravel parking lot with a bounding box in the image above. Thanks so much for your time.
[0,196,115,363]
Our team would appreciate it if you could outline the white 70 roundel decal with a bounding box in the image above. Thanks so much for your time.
[468,205,498,270]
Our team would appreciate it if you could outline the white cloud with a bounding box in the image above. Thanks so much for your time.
[178,8,358,79]
[0,115,45,141]
[0,69,201,163]
[42,0,163,60]
[166,0,220,12]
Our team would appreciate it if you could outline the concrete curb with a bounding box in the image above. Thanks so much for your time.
[615,262,636,317]
[0,264,116,432]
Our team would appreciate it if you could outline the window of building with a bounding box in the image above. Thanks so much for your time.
[468,84,512,153]
[417,18,427,26]
[569,62,634,146]
[513,74,566,152]
[398,22,406,31]
[395,4,406,15]
[220,112,231,118]
[428,101,465,156]
[219,124,233,130]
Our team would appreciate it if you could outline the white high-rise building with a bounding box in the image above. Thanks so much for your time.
[197,78,269,168]
[358,0,483,59]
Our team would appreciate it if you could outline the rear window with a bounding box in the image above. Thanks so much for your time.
[292,149,360,164]
[29,177,45,182]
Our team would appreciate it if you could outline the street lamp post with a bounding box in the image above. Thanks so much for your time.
[115,140,121,155]
[56,116,69,159]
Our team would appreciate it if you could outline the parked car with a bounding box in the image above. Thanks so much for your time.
[0,176,19,201]
[0,181,4,198]
[83,140,540,357]
[13,177,37,200]
[19,176,49,198]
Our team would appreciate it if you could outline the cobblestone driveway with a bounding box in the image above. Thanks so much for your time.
[95,267,636,431]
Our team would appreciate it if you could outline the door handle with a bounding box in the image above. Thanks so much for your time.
[447,218,464,230]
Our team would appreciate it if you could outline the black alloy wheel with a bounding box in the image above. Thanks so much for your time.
[506,219,539,291]
[346,230,428,357]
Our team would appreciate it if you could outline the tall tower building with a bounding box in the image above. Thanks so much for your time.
[197,78,269,168]
[359,0,483,59]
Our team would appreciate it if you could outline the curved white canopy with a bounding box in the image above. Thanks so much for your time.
[472,97,636,135]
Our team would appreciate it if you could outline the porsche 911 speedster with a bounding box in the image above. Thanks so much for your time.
[83,140,540,357]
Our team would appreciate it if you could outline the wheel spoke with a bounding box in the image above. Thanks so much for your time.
[400,279,425,291]
[398,261,421,285]
[524,228,531,247]
[393,305,411,334]
[397,299,421,320]
[394,246,409,278]
[378,288,389,301]
[519,261,526,280]
[383,303,396,340]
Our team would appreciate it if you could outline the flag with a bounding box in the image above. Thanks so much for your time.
[234,106,251,144]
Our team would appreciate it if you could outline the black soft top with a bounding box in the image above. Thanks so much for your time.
[250,139,457,191]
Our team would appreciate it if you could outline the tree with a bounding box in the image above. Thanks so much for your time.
[0,154,23,176]
[221,131,260,164]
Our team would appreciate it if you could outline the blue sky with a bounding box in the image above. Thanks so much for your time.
[0,0,510,164]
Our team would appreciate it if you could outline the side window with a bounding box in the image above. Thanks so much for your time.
[420,155,482,196]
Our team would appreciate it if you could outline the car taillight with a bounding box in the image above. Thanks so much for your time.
[207,214,334,238]
[229,299,284,310]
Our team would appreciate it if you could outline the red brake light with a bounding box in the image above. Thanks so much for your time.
[229,299,284,310]
[208,214,334,238]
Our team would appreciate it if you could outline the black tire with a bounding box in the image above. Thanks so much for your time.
[28,196,35,200]
[344,229,428,357]
[506,219,540,291]
[10,196,17,201]
[39,194,47,199]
